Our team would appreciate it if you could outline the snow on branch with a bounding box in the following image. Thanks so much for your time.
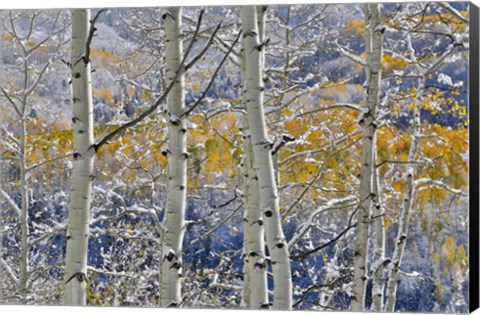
[288,195,358,249]
[29,223,67,247]
[335,40,366,66]
[437,2,469,24]
[87,266,136,278]
[0,188,21,217]
[1,87,22,117]
[0,257,19,286]
[209,273,243,292]
[414,178,467,197]
[291,192,374,260]
[94,13,239,151]
[26,152,74,173]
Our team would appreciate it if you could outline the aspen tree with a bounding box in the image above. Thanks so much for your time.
[160,7,187,307]
[64,9,95,306]
[371,150,386,311]
[351,3,383,311]
[240,5,292,310]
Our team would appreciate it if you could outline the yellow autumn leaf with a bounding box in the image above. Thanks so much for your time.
[192,82,202,91]
[443,236,455,265]
[384,216,391,232]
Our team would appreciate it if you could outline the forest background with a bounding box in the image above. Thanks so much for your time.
[0,0,476,314]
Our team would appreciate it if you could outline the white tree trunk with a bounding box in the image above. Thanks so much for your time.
[18,120,29,301]
[241,117,269,309]
[161,7,186,308]
[371,150,386,311]
[240,57,252,309]
[240,6,292,310]
[351,3,383,312]
[384,84,423,312]
[239,7,269,310]
[64,9,95,306]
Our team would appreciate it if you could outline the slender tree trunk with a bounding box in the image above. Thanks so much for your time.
[371,150,386,311]
[240,57,252,309]
[351,3,383,312]
[64,9,95,306]
[160,7,186,308]
[247,6,269,309]
[241,210,251,308]
[244,122,269,309]
[240,42,268,309]
[240,6,292,310]
[18,120,28,301]
[384,84,423,312]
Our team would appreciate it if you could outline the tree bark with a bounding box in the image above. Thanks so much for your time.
[64,9,95,306]
[371,150,386,311]
[351,3,383,312]
[240,113,269,309]
[18,120,28,301]
[160,7,186,308]
[240,6,292,310]
[239,6,269,310]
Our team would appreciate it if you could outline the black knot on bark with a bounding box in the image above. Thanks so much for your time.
[260,303,271,309]
[243,30,257,38]
[170,261,182,270]
[254,261,265,269]
[73,72,81,79]
[276,242,285,249]
[65,272,86,284]
[166,251,177,262]
[264,210,273,218]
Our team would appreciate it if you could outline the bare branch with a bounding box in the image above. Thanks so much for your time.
[82,9,108,65]
[1,87,22,117]
[0,258,19,286]
[376,159,424,168]
[414,178,468,197]
[437,2,469,24]
[181,30,242,118]
[0,188,21,217]
[335,40,366,66]
[26,152,74,173]
[94,13,229,151]
[182,203,243,253]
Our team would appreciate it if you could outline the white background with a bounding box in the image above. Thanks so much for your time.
[0,0,478,315]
